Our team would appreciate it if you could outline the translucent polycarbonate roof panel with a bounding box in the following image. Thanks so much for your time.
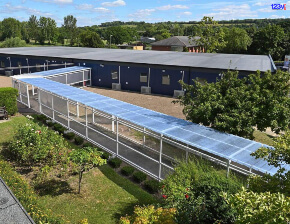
[15,77,289,175]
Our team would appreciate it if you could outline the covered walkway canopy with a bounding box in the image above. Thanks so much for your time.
[12,67,289,180]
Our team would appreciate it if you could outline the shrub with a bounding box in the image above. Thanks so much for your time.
[74,136,84,145]
[46,120,54,127]
[53,123,66,134]
[120,205,176,224]
[101,152,110,160]
[0,160,64,223]
[64,132,75,140]
[8,118,71,166]
[144,180,161,194]
[37,114,47,122]
[227,187,290,224]
[0,37,26,48]
[121,166,135,176]
[133,171,147,183]
[108,157,122,168]
[0,87,18,115]
[161,158,242,224]
[82,142,93,148]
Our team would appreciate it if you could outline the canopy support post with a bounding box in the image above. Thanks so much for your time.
[158,134,163,181]
[116,117,119,156]
[227,160,231,178]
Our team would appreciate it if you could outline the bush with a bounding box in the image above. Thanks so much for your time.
[0,160,64,223]
[53,123,66,134]
[108,157,122,168]
[144,180,161,194]
[227,187,290,224]
[64,132,75,140]
[101,152,110,160]
[121,166,135,176]
[0,87,18,115]
[0,37,26,48]
[74,136,84,145]
[46,120,54,127]
[8,118,71,166]
[38,114,47,122]
[82,142,93,148]
[133,171,147,183]
[161,158,242,224]
[120,205,176,224]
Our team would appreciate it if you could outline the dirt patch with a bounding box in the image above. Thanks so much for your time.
[0,76,12,88]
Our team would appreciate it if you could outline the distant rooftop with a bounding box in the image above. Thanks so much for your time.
[0,177,34,224]
[151,36,200,47]
[0,47,276,72]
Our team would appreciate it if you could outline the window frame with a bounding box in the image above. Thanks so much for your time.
[111,70,118,80]
[140,73,148,83]
[0,61,5,68]
[162,75,170,85]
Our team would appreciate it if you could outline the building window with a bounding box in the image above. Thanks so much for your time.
[140,73,148,83]
[0,61,5,68]
[36,64,41,72]
[111,70,118,80]
[162,75,170,85]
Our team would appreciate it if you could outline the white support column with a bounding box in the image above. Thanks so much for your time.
[158,134,163,181]
[118,66,121,84]
[92,109,95,123]
[85,107,88,138]
[76,102,79,118]
[67,101,70,129]
[52,95,55,120]
[39,90,42,113]
[26,84,30,108]
[89,69,92,86]
[19,83,22,103]
[112,115,115,132]
[181,71,185,90]
[83,71,85,86]
[227,160,231,178]
[148,68,151,87]
[32,85,35,95]
[116,117,119,156]
[143,127,146,147]
[66,74,68,84]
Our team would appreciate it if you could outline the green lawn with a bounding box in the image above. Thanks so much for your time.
[253,130,274,145]
[0,116,157,223]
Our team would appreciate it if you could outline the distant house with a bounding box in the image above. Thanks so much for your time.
[151,36,204,53]
[140,37,156,44]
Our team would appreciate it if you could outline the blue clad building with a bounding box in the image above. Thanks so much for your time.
[0,47,276,96]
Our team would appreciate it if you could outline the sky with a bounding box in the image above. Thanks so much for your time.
[0,0,289,26]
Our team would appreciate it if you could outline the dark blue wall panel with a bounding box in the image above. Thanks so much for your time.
[189,70,220,85]
[120,66,149,92]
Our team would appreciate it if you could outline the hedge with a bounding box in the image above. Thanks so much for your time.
[121,166,135,176]
[133,171,147,183]
[144,180,161,194]
[108,158,122,168]
[0,87,18,115]
[0,160,64,223]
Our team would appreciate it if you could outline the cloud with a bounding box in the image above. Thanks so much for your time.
[101,0,126,7]
[76,3,93,10]
[269,15,286,19]
[180,11,192,16]
[129,9,156,19]
[156,4,189,10]
[33,0,73,4]
[76,4,110,13]
[1,3,53,16]
[257,7,274,12]
[204,4,258,20]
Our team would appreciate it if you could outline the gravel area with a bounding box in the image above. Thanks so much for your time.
[0,76,12,88]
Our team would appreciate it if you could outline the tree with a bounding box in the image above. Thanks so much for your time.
[250,130,290,195]
[0,18,22,41]
[223,27,252,54]
[249,24,286,60]
[175,70,290,138]
[226,188,290,224]
[46,18,57,44]
[63,15,77,46]
[79,30,105,48]
[194,17,227,53]
[105,26,132,45]
[27,15,39,43]
[70,147,106,194]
